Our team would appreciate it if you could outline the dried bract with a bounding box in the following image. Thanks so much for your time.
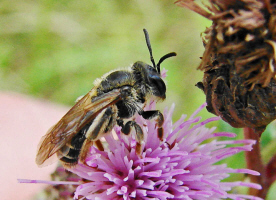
[176,0,276,133]
[42,165,81,199]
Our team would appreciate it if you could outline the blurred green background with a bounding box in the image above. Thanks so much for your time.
[0,0,210,119]
[1,0,275,198]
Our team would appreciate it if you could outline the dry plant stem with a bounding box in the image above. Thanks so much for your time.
[244,127,268,198]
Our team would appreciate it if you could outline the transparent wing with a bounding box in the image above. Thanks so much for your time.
[36,88,121,167]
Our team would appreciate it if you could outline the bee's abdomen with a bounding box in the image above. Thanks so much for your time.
[59,147,82,165]
[59,130,87,166]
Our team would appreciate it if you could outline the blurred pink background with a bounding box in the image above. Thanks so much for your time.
[0,92,69,200]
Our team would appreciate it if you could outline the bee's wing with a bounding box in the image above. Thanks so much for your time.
[36,88,121,167]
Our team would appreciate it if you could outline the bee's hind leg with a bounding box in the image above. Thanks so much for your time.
[85,106,117,150]
[139,110,164,141]
[94,139,104,151]
[117,119,144,155]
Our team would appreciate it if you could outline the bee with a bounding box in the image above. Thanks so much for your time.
[36,29,176,168]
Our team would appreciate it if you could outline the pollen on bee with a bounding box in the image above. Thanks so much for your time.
[100,129,119,143]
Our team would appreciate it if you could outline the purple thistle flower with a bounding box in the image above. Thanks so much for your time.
[68,102,262,200]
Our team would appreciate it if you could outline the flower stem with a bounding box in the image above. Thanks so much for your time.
[266,154,276,186]
[243,127,268,198]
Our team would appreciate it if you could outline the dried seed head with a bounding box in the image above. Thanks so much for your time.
[177,0,276,133]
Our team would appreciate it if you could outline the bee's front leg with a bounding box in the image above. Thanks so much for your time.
[117,119,144,155]
[139,110,164,140]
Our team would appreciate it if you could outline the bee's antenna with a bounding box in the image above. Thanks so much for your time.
[157,52,177,72]
[143,29,156,70]
[143,29,176,74]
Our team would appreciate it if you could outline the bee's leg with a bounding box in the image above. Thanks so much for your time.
[139,110,164,140]
[94,139,104,151]
[117,119,144,155]
[79,139,94,164]
[104,106,118,133]
[86,106,117,141]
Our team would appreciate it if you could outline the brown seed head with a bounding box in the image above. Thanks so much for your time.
[177,0,276,133]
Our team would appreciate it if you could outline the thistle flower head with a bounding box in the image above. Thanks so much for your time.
[176,0,276,133]
[69,102,262,200]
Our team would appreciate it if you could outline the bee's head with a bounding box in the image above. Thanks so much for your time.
[133,61,167,99]
[139,29,176,99]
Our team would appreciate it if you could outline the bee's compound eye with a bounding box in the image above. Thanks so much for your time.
[150,77,166,99]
